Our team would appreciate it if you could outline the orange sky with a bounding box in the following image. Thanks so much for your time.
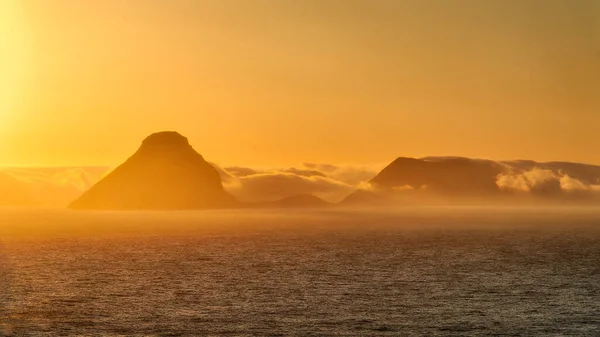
[1,0,599,167]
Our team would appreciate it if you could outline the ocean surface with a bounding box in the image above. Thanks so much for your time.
[0,207,599,336]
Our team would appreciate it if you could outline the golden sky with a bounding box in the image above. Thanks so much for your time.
[1,0,599,167]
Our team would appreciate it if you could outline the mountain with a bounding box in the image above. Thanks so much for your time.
[370,157,505,196]
[69,132,238,210]
[342,156,600,205]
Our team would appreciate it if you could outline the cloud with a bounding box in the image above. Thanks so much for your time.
[0,167,110,207]
[496,168,557,193]
[1,163,374,207]
[210,163,237,184]
[559,175,600,193]
[212,163,378,203]
[233,173,355,202]
[7,158,600,208]
[222,166,261,178]
[282,168,327,178]
[496,167,600,196]
[324,165,379,186]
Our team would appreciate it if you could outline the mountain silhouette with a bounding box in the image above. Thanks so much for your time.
[369,157,506,195]
[69,132,238,210]
[342,156,600,205]
[61,137,600,210]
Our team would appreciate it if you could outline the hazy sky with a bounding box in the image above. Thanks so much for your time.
[1,0,599,167]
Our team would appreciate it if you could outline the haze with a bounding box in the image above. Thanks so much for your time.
[1,3,600,334]
[1,0,599,167]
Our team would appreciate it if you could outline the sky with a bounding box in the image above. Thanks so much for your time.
[0,0,599,167]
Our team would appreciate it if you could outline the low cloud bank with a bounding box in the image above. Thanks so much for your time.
[0,167,110,207]
[3,158,600,207]
[496,167,600,195]
[0,164,378,206]
[214,163,378,203]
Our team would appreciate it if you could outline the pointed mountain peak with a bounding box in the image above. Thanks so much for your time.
[69,131,238,210]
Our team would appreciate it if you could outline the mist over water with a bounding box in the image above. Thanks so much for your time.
[0,208,599,336]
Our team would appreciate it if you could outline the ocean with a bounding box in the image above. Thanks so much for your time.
[0,207,599,336]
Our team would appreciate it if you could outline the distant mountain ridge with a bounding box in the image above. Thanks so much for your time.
[3,132,600,209]
[342,156,600,205]
[68,132,332,210]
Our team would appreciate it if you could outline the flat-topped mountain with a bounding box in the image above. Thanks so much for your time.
[69,132,238,210]
[342,156,600,205]
[369,157,506,196]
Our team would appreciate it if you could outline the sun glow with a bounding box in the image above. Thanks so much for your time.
[0,1,28,131]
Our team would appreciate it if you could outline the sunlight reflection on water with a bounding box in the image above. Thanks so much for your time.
[0,208,599,336]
